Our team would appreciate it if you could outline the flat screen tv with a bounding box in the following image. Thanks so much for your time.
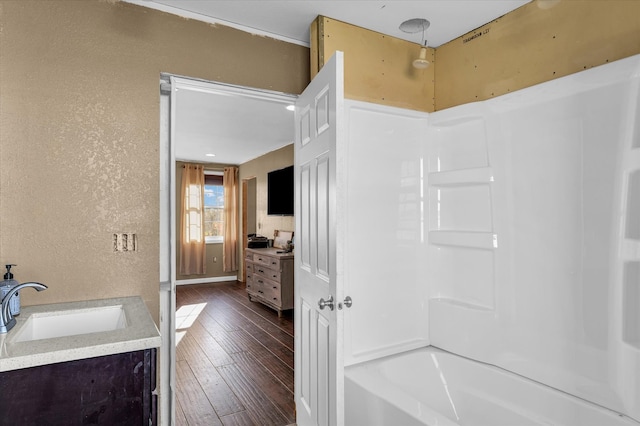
[267,165,294,216]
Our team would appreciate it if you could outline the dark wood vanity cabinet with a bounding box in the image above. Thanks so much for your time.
[0,348,157,425]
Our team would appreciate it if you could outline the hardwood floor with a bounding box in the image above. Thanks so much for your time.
[175,281,295,426]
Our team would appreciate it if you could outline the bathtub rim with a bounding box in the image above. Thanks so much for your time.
[344,345,640,426]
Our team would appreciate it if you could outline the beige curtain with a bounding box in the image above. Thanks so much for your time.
[180,164,206,275]
[223,166,239,272]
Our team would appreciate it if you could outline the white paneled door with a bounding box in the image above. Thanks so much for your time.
[294,52,345,426]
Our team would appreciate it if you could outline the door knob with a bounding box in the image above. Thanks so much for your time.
[318,295,334,311]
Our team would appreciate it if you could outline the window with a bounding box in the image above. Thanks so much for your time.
[204,172,224,243]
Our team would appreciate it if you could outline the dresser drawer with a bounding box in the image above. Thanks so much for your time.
[255,276,281,304]
[263,290,281,307]
[253,254,280,269]
[253,264,280,281]
[246,276,255,294]
[252,274,277,289]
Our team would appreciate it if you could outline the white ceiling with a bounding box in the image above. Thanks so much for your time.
[130,0,530,47]
[137,0,531,165]
[172,81,296,165]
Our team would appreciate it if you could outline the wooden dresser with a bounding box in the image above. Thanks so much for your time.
[245,247,294,317]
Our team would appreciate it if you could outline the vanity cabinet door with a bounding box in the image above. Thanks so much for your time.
[0,348,157,425]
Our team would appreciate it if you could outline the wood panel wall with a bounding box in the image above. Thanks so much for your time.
[435,0,640,110]
[312,16,435,112]
[312,0,640,112]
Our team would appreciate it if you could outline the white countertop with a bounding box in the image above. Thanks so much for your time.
[0,296,161,372]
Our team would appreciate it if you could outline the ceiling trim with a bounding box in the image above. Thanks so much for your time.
[124,0,311,47]
[171,76,298,104]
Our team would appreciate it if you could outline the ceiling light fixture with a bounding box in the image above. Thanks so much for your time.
[399,18,431,69]
[205,153,216,157]
[286,105,295,111]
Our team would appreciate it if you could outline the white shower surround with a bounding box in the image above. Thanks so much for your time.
[342,54,640,423]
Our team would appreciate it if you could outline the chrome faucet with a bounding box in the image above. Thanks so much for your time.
[0,282,47,334]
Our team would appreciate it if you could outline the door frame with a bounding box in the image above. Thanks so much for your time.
[159,75,298,425]
[241,176,259,282]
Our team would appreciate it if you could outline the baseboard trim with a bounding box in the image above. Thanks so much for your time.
[176,276,238,286]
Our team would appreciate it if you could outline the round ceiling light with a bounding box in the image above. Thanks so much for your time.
[399,18,430,34]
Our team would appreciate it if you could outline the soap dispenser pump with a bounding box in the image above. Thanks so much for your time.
[1,264,20,316]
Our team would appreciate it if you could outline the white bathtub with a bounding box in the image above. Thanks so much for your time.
[345,347,640,426]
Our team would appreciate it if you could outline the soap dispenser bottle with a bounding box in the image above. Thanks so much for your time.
[0,264,20,316]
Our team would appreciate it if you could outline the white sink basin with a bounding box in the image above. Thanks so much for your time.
[12,305,128,342]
